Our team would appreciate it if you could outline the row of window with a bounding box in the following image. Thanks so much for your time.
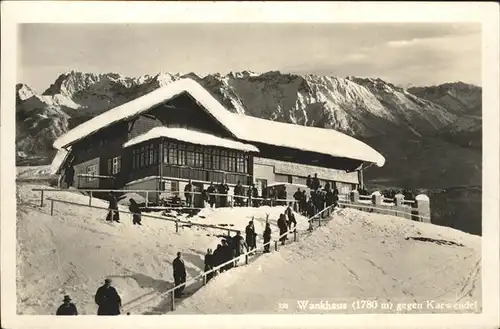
[130,142,250,173]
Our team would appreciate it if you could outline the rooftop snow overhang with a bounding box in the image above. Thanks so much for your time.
[123,127,259,153]
[52,78,243,150]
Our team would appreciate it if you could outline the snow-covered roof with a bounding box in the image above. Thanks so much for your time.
[52,78,385,166]
[230,114,385,167]
[52,79,243,149]
[50,147,71,174]
[123,127,259,153]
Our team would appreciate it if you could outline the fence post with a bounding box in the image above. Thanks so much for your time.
[145,192,149,208]
[394,193,404,217]
[170,291,175,311]
[40,191,44,207]
[50,200,54,216]
[294,230,297,242]
[318,215,321,227]
[89,191,93,206]
[371,191,382,214]
[176,219,179,233]
[415,194,431,223]
[350,190,359,204]
[245,254,249,265]
[274,240,278,251]
[203,274,207,285]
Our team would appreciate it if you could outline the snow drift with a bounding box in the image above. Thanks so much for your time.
[174,208,482,314]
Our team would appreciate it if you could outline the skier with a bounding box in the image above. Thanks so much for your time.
[128,198,142,225]
[95,278,122,315]
[245,221,256,253]
[184,180,193,208]
[285,202,297,230]
[56,295,78,316]
[106,193,120,223]
[204,248,214,282]
[173,252,187,298]
[277,213,288,245]
[263,222,272,253]
[207,182,216,208]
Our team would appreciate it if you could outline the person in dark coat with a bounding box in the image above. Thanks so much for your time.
[207,182,216,208]
[311,173,320,190]
[300,190,308,215]
[307,199,316,218]
[221,239,232,271]
[173,252,187,297]
[306,175,312,189]
[277,213,288,245]
[332,189,339,208]
[204,248,214,282]
[95,278,122,315]
[245,221,256,252]
[217,180,229,208]
[213,244,223,273]
[56,295,78,315]
[285,202,297,230]
[263,222,272,253]
[293,188,302,212]
[64,165,75,189]
[325,182,331,192]
[261,187,269,206]
[232,231,248,266]
[184,180,193,208]
[106,193,120,223]
[325,189,334,208]
[251,184,259,207]
[234,181,243,207]
[128,198,142,225]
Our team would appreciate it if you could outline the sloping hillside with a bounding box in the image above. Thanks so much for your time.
[174,208,481,314]
[16,183,308,315]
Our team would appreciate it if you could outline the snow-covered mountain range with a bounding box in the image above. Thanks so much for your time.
[15,71,481,188]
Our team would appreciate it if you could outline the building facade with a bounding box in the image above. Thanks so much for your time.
[52,78,385,204]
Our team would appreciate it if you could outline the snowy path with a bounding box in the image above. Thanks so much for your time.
[16,183,308,315]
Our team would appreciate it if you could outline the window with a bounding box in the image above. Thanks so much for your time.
[220,150,228,171]
[212,151,220,170]
[86,164,98,182]
[163,144,168,164]
[107,156,121,175]
[186,151,195,167]
[148,144,155,166]
[228,152,236,172]
[204,149,212,169]
[178,143,186,166]
[168,142,178,165]
[132,149,137,170]
[194,152,203,167]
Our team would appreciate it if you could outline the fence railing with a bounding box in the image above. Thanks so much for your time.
[123,203,337,314]
[46,198,241,235]
[337,201,431,222]
[33,188,299,209]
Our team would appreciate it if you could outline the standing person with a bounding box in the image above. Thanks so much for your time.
[325,181,331,192]
[220,239,232,271]
[56,295,78,316]
[106,193,120,223]
[213,244,223,273]
[277,213,288,245]
[64,163,75,189]
[300,190,308,215]
[184,180,193,208]
[207,182,216,208]
[285,202,297,230]
[306,175,312,189]
[307,199,316,218]
[246,184,253,207]
[95,278,122,315]
[234,181,243,207]
[332,188,339,209]
[217,180,229,208]
[251,184,259,207]
[173,252,187,298]
[325,188,334,208]
[204,249,214,282]
[232,231,248,266]
[128,198,142,225]
[312,173,320,190]
[293,188,302,212]
[245,221,256,253]
[263,222,272,253]
[261,187,269,206]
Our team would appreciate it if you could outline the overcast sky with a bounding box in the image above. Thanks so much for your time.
[18,23,481,92]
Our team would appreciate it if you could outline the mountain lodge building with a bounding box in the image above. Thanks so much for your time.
[51,78,385,206]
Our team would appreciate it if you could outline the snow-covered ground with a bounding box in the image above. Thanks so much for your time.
[16,166,55,181]
[16,183,308,315]
[174,208,482,314]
